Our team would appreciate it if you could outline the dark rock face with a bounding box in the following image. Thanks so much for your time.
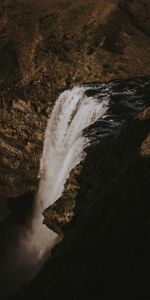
[1,0,150,199]
[42,76,150,238]
[11,108,150,300]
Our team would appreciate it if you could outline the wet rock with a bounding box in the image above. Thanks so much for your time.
[43,191,77,236]
[43,164,82,236]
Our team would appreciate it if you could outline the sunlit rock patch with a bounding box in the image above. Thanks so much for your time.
[43,164,82,236]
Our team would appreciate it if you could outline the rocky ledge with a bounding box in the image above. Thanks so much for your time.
[43,164,82,236]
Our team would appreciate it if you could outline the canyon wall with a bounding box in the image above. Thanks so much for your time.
[0,0,150,202]
[11,105,150,300]
[0,1,150,298]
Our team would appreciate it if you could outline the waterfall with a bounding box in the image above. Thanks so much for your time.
[38,86,109,210]
[25,86,109,264]
[2,77,150,300]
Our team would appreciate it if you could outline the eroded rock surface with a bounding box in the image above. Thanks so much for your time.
[0,0,150,199]
[0,1,150,299]
[43,164,82,236]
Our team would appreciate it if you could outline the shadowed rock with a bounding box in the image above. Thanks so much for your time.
[11,107,150,300]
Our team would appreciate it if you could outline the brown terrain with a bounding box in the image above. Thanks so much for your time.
[0,0,150,299]
[0,0,150,201]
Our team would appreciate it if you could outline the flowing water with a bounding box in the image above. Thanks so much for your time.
[28,86,109,263]
[1,85,110,299]
[38,86,109,209]
[0,76,150,299]
[27,77,150,270]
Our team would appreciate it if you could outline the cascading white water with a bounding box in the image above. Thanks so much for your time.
[38,86,109,210]
[20,86,109,272]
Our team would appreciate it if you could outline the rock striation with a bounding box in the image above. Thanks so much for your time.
[0,1,150,298]
[0,0,150,200]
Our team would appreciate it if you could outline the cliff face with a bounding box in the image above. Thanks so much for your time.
[0,2,150,298]
[0,0,150,200]
[11,107,150,300]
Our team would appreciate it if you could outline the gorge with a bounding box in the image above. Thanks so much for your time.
[12,76,150,300]
[0,76,150,299]
[0,0,150,299]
